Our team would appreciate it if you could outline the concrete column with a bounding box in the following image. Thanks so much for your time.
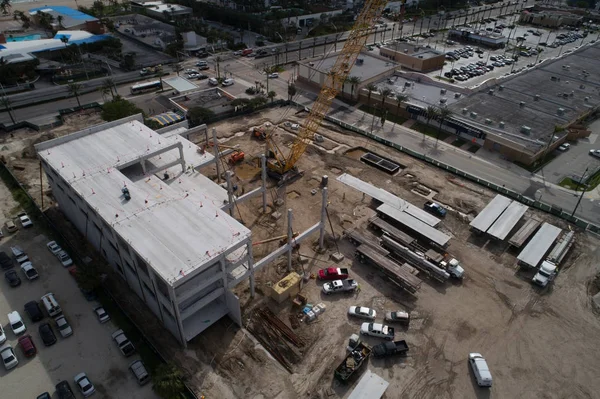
[319,187,328,249]
[225,171,234,216]
[287,208,293,272]
[212,128,220,182]
[247,242,255,298]
[178,143,186,172]
[261,154,267,213]
[168,284,188,348]
[140,159,147,174]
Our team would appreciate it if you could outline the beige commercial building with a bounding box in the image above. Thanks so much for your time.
[519,10,582,28]
[379,43,445,72]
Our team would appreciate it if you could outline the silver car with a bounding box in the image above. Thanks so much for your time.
[55,315,73,338]
[348,306,376,320]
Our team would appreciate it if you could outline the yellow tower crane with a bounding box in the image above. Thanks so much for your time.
[266,0,389,182]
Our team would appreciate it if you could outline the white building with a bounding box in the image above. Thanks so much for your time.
[131,1,193,21]
[35,115,256,345]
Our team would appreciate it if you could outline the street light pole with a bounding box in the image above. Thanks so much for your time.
[571,167,589,217]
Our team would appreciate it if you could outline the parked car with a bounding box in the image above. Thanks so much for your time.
[129,360,150,385]
[268,72,279,78]
[17,212,32,228]
[208,77,218,85]
[17,334,37,357]
[5,269,21,287]
[0,251,13,270]
[8,311,26,334]
[74,373,96,397]
[222,78,234,86]
[360,322,395,340]
[55,380,76,399]
[94,306,110,323]
[55,315,73,338]
[558,143,570,151]
[21,262,39,280]
[11,245,29,264]
[0,345,18,370]
[469,353,493,387]
[384,310,411,325]
[317,267,349,280]
[24,301,44,322]
[0,324,5,345]
[5,220,17,233]
[57,251,73,267]
[348,306,376,320]
[47,241,62,255]
[39,323,57,346]
[112,329,136,356]
[36,393,51,399]
[197,74,209,80]
[589,149,600,158]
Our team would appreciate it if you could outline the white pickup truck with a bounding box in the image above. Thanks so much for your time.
[360,322,395,340]
[322,279,358,295]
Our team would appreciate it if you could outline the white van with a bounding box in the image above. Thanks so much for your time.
[469,353,492,387]
[41,293,62,317]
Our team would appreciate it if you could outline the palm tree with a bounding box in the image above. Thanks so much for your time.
[365,83,377,110]
[436,106,452,147]
[57,15,64,29]
[347,76,361,100]
[287,83,296,101]
[424,105,439,142]
[379,88,392,112]
[0,0,11,16]
[1,96,16,124]
[98,85,110,101]
[67,82,83,107]
[102,78,117,99]
[394,93,408,130]
[267,90,277,104]
[60,36,69,48]
[215,56,222,79]
[152,363,186,399]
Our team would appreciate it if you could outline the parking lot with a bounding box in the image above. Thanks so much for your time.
[0,182,158,398]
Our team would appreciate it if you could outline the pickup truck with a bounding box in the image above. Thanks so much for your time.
[372,340,409,357]
[318,267,349,280]
[532,260,557,287]
[360,322,394,340]
[112,329,135,357]
[322,279,358,295]
[424,201,446,217]
[384,310,411,326]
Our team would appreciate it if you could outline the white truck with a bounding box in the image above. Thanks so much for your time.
[360,322,395,340]
[424,249,465,279]
[322,279,358,295]
[532,260,557,287]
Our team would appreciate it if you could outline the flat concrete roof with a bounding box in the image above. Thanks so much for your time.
[470,194,512,233]
[377,203,450,247]
[163,76,198,93]
[486,201,528,240]
[382,42,444,59]
[309,52,397,81]
[374,74,463,109]
[36,116,250,285]
[517,222,562,267]
[450,42,600,149]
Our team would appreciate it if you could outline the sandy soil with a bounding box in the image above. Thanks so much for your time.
[3,105,600,399]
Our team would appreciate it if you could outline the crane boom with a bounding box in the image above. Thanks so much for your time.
[273,0,388,174]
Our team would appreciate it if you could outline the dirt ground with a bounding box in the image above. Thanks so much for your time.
[2,106,600,398]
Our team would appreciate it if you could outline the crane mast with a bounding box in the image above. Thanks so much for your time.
[268,0,388,177]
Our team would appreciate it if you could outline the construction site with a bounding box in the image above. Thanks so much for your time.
[2,101,600,398]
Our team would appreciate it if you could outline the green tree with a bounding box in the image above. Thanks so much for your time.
[173,63,183,77]
[67,82,83,107]
[379,87,392,112]
[424,105,439,142]
[144,118,162,130]
[267,90,277,104]
[57,15,64,29]
[187,107,215,127]
[101,97,143,121]
[394,93,408,126]
[0,0,11,15]
[287,83,296,101]
[152,363,186,399]
[98,85,110,101]
[347,76,361,100]
[436,106,453,147]
[102,77,117,99]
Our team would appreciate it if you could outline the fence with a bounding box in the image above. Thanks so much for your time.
[288,101,600,235]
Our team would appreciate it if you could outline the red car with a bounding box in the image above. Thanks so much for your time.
[317,267,349,280]
[18,334,37,357]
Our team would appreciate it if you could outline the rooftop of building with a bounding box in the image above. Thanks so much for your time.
[146,3,192,13]
[449,43,600,149]
[449,28,505,40]
[29,6,98,28]
[305,52,398,81]
[382,42,444,59]
[35,115,250,286]
[371,74,464,109]
[0,30,111,63]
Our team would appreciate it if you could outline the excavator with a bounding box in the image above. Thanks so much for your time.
[263,0,389,183]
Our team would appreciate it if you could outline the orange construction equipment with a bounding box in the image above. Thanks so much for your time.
[253,127,267,140]
[228,150,245,164]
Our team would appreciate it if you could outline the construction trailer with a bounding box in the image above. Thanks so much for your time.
[381,235,450,283]
[469,194,512,234]
[517,223,562,268]
[354,244,422,295]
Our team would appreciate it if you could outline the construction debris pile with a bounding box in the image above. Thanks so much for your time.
[247,307,306,373]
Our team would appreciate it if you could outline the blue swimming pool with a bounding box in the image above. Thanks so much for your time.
[6,34,42,42]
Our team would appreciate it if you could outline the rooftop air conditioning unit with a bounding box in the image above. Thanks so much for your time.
[485,118,492,125]
[470,111,478,118]
[557,108,565,115]
[519,101,526,107]
[534,95,540,101]
[580,84,585,89]
[462,108,468,114]
[488,89,494,95]
[440,88,446,94]
[499,121,505,129]
[584,96,590,102]
[520,125,531,135]
[498,85,504,91]
[454,93,461,98]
